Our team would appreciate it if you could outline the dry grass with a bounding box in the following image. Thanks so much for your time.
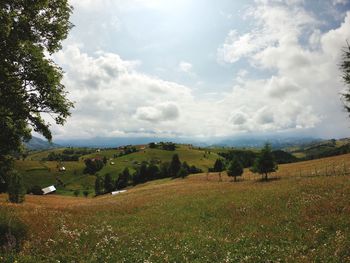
[1,154,350,262]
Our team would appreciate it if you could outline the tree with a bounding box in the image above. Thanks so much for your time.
[182,161,190,174]
[251,144,278,181]
[73,189,80,197]
[94,175,104,196]
[103,156,107,165]
[116,168,130,190]
[104,173,114,193]
[8,171,25,203]
[147,163,160,180]
[227,158,244,182]
[177,167,189,179]
[0,1,74,172]
[341,42,350,113]
[213,159,225,181]
[84,158,104,175]
[169,154,181,178]
[159,162,170,178]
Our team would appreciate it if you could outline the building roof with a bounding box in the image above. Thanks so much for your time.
[42,185,56,195]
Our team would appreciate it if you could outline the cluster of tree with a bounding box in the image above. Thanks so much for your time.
[63,148,94,155]
[148,142,176,151]
[95,168,132,195]
[94,154,203,195]
[44,152,80,162]
[218,148,298,166]
[113,146,138,158]
[84,158,105,175]
[211,144,278,182]
[302,144,350,160]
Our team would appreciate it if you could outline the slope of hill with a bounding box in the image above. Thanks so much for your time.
[16,144,221,195]
[1,158,350,262]
[24,136,60,150]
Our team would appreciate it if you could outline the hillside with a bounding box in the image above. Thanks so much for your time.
[16,144,221,196]
[24,136,60,150]
[1,155,350,262]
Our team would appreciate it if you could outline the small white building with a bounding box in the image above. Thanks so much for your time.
[110,162,115,165]
[59,166,66,172]
[111,190,126,195]
[42,185,56,195]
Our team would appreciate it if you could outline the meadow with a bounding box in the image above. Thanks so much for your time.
[1,154,350,262]
[15,145,221,196]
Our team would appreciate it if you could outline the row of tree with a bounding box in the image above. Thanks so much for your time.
[94,154,203,195]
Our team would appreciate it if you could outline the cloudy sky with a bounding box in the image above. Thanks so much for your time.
[49,0,350,140]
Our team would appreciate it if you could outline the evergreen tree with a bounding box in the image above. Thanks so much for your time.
[147,163,160,180]
[213,159,225,181]
[251,144,278,181]
[182,161,190,174]
[116,168,130,190]
[227,158,244,182]
[177,167,189,179]
[8,171,25,203]
[138,162,148,183]
[159,162,170,178]
[94,175,103,196]
[169,154,181,178]
[104,173,114,193]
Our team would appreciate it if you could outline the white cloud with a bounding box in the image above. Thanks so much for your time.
[178,61,195,77]
[48,1,350,140]
[217,2,350,135]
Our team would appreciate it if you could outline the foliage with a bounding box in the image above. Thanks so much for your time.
[218,150,257,168]
[0,210,28,252]
[0,157,13,193]
[116,168,130,190]
[213,159,225,172]
[104,173,114,193]
[83,190,89,198]
[169,154,182,178]
[94,175,104,196]
[251,144,278,180]
[177,167,189,179]
[227,158,244,182]
[73,189,80,197]
[8,170,25,203]
[341,42,350,113]
[84,158,104,175]
[29,185,43,195]
[0,0,74,162]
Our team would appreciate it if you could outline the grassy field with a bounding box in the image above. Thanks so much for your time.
[1,154,350,262]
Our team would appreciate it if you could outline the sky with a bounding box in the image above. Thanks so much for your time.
[47,0,350,141]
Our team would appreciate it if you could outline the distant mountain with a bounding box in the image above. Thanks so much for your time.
[24,136,60,150]
[55,134,322,149]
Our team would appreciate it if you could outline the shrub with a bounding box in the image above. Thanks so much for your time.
[74,189,80,197]
[0,209,28,252]
[8,171,25,203]
[29,185,43,195]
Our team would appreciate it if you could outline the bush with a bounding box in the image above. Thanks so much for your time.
[0,209,28,252]
[8,171,25,203]
[29,185,43,195]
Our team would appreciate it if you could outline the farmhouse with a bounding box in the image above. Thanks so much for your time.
[42,185,56,195]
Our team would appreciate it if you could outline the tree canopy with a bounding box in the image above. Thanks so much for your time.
[227,158,244,182]
[0,1,73,161]
[251,144,278,180]
[341,42,350,113]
